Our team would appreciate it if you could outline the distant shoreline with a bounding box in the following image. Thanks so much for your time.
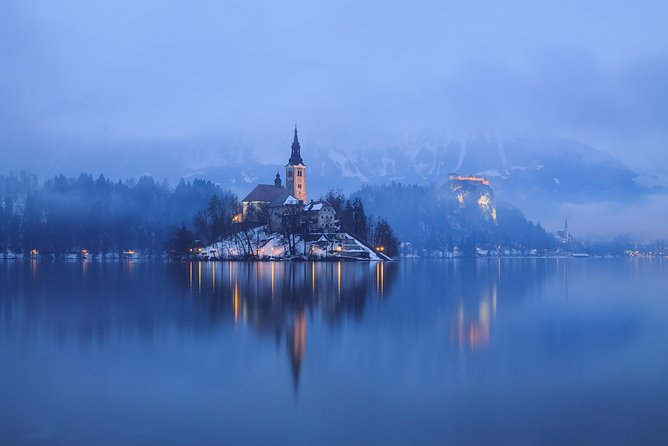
[2,254,661,262]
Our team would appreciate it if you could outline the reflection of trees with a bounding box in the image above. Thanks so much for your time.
[0,258,560,389]
[0,261,212,343]
[0,260,397,391]
[179,261,397,391]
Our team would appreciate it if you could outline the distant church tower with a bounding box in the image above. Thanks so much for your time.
[285,126,307,202]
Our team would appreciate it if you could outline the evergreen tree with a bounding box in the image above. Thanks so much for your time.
[166,224,195,257]
[350,198,367,240]
[368,218,399,256]
[323,189,346,215]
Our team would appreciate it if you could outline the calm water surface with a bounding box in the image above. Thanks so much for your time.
[1,259,667,445]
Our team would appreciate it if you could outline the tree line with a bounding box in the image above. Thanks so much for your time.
[352,182,557,255]
[167,188,400,258]
[3,170,561,258]
[0,171,236,255]
[323,190,399,256]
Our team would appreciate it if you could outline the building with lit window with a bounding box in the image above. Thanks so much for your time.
[303,200,336,233]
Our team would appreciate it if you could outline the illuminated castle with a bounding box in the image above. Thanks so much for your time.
[447,173,497,222]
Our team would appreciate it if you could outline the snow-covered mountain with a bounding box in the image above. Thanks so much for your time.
[28,132,661,234]
[184,133,664,233]
[193,134,654,204]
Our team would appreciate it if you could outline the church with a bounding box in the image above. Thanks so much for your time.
[203,127,390,260]
[240,127,336,233]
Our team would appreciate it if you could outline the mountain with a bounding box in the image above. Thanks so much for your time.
[13,133,661,234]
[190,134,657,222]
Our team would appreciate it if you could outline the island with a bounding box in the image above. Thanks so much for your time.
[192,127,392,261]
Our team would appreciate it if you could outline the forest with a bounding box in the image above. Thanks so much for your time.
[4,171,644,258]
[352,182,558,255]
[0,171,236,255]
[0,171,398,257]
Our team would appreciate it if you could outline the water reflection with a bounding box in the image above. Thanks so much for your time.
[1,259,667,445]
[0,258,558,393]
[403,258,552,351]
[180,261,396,389]
[0,259,558,351]
[0,260,397,391]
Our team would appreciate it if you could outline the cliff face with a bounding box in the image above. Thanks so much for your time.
[444,175,497,223]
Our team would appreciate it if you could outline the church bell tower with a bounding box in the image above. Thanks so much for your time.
[285,126,306,202]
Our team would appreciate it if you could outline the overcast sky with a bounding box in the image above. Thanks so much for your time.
[1,0,667,170]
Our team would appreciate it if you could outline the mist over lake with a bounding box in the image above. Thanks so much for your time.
[2,1,668,444]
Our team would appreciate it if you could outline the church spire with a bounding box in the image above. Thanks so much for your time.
[285,125,307,202]
[288,125,303,165]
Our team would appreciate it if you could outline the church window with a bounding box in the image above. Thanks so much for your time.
[287,171,293,177]
[297,170,302,177]
[297,184,302,189]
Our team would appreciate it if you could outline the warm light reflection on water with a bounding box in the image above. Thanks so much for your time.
[1,259,668,445]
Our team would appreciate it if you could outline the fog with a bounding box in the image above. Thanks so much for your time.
[1,0,667,236]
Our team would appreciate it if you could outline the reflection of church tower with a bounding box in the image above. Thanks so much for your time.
[287,309,306,392]
[285,126,306,203]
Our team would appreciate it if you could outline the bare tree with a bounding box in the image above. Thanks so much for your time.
[281,204,303,256]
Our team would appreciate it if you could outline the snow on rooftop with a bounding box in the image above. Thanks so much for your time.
[305,200,332,212]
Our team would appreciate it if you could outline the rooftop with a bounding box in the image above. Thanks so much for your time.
[304,200,333,212]
[242,184,287,203]
[269,193,301,207]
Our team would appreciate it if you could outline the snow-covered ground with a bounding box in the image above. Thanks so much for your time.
[199,226,387,261]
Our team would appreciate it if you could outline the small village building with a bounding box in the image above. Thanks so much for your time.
[268,193,301,232]
[302,200,336,233]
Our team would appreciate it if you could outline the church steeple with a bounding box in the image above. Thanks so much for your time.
[285,126,307,202]
[274,171,282,187]
[288,125,303,165]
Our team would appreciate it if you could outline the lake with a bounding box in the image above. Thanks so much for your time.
[1,259,667,445]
